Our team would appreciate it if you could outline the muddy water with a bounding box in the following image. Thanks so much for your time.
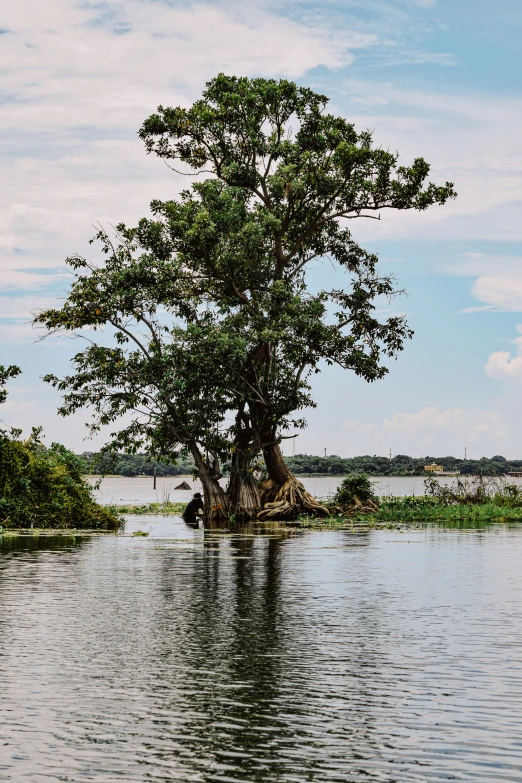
[1,518,522,781]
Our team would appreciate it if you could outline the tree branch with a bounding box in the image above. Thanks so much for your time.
[108,318,152,360]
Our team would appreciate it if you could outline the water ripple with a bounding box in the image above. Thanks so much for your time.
[1,524,522,781]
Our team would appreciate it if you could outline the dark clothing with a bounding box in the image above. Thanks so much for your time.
[182,497,203,524]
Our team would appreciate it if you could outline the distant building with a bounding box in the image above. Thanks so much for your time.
[424,463,444,473]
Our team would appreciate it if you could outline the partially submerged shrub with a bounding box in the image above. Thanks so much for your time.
[0,429,121,530]
[333,473,378,509]
[425,476,522,507]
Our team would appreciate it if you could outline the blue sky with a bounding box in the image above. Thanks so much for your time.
[1,0,522,458]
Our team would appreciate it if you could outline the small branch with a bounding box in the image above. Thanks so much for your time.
[286,253,319,280]
[231,371,268,405]
[108,318,151,360]
[230,388,268,407]
[138,313,163,355]
[231,282,257,314]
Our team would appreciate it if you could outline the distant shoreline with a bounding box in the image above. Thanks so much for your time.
[84,473,468,480]
[80,453,519,480]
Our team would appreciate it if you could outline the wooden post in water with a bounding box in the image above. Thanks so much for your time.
[153,466,157,490]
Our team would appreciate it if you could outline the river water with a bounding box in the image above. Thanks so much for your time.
[2,515,522,781]
[90,473,522,506]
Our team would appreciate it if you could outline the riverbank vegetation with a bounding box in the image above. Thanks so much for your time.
[111,501,185,515]
[0,432,122,531]
[313,474,522,527]
[0,367,122,531]
[80,451,196,477]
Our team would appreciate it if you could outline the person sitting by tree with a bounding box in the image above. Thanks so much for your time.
[182,492,203,525]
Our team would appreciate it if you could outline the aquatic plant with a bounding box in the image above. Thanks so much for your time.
[424,475,522,506]
[377,497,522,525]
[112,501,185,515]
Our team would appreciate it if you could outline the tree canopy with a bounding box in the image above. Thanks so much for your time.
[36,74,456,523]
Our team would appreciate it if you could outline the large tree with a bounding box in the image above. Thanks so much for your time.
[37,75,456,523]
[139,74,456,514]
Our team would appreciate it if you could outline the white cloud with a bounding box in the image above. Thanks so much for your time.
[0,0,371,296]
[0,269,68,291]
[341,405,507,457]
[340,83,522,242]
[472,276,522,312]
[0,296,59,319]
[485,350,522,379]
[447,253,522,313]
[1,1,357,133]
[485,326,522,381]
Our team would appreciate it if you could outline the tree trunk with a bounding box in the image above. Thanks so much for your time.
[188,442,230,525]
[259,441,329,520]
[263,440,293,485]
[227,406,261,521]
[228,448,261,521]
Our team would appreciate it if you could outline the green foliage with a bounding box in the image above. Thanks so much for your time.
[284,453,518,476]
[0,365,21,406]
[81,452,196,477]
[0,431,121,530]
[35,74,455,515]
[378,497,522,524]
[111,501,185,515]
[333,473,377,506]
[139,73,455,452]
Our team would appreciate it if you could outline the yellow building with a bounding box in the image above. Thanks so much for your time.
[424,463,444,473]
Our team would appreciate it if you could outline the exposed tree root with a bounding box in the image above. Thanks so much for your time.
[257,477,329,521]
[330,495,380,517]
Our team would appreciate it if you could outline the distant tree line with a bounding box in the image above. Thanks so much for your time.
[79,452,196,477]
[284,453,522,476]
[79,451,522,478]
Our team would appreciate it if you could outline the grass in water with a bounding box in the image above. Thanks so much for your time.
[111,501,185,515]
[295,475,522,529]
[377,497,522,524]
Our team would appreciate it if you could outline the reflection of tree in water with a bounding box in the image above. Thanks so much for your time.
[151,529,399,782]
[0,534,87,558]
[152,531,288,779]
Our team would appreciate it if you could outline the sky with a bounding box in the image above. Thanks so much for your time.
[1,0,522,459]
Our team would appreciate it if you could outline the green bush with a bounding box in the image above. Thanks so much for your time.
[0,430,121,530]
[333,473,378,507]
